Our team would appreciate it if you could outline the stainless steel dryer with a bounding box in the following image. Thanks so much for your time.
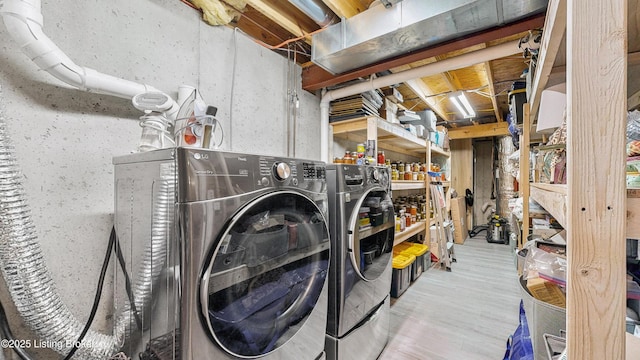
[113,148,330,360]
[325,164,394,360]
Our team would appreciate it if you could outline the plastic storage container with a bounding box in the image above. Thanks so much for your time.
[391,253,415,298]
[394,243,430,281]
[519,276,566,360]
[509,88,527,125]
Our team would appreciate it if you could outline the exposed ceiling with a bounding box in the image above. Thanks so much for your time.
[186,0,548,132]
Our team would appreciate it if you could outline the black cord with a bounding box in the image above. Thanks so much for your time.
[114,235,142,330]
[0,299,35,360]
[0,226,141,360]
[62,227,116,360]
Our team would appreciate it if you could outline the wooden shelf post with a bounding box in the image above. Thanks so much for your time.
[520,104,530,248]
[566,0,627,358]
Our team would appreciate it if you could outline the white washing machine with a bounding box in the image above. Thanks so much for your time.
[114,148,330,360]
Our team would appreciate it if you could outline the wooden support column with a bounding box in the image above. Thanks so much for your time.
[519,104,530,249]
[566,0,627,358]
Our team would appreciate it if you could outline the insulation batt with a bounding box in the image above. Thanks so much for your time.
[191,0,247,25]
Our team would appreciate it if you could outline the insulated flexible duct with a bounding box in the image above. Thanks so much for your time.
[113,165,175,344]
[0,87,174,359]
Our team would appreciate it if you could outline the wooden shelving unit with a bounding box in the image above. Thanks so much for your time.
[391,180,425,191]
[331,116,426,157]
[330,115,448,249]
[393,220,427,246]
[529,183,567,227]
[519,0,635,357]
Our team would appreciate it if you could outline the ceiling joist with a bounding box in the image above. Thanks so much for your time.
[321,0,364,18]
[246,0,318,41]
[448,122,510,139]
[405,79,451,122]
[484,60,503,122]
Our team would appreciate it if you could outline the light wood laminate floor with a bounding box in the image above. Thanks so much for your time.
[379,236,521,360]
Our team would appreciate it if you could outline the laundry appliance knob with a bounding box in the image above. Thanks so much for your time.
[274,162,291,181]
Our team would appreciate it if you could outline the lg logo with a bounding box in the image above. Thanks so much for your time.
[193,153,209,160]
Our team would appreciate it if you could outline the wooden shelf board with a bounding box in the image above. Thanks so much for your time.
[330,116,427,156]
[394,220,426,246]
[392,180,426,191]
[530,182,568,195]
[529,184,640,239]
[529,183,567,228]
[431,145,451,157]
[528,0,567,125]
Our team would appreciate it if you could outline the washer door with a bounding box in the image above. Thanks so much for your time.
[348,189,394,281]
[201,191,330,358]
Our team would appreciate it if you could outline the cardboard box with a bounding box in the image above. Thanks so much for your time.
[382,87,403,103]
[380,98,399,124]
[450,197,468,244]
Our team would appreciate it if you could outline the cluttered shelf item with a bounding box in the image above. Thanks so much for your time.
[428,172,455,271]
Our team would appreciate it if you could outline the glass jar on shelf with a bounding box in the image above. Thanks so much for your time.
[377,151,385,165]
[343,151,353,164]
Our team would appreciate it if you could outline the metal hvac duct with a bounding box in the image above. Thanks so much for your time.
[288,0,337,27]
[311,0,548,74]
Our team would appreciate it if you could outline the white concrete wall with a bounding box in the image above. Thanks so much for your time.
[0,0,320,358]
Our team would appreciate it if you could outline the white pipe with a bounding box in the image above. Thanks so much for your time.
[0,0,180,118]
[319,39,521,159]
[320,94,329,162]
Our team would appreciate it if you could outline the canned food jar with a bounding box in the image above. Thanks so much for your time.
[377,151,385,165]
[351,152,358,164]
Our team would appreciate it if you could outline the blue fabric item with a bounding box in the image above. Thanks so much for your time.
[504,300,534,360]
[209,259,328,356]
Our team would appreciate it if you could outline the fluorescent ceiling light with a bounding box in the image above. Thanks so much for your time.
[449,92,476,118]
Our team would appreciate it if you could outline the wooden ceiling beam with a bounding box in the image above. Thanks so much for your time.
[405,79,451,122]
[484,60,503,122]
[246,0,318,41]
[321,0,363,18]
[302,13,546,91]
[447,122,510,139]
